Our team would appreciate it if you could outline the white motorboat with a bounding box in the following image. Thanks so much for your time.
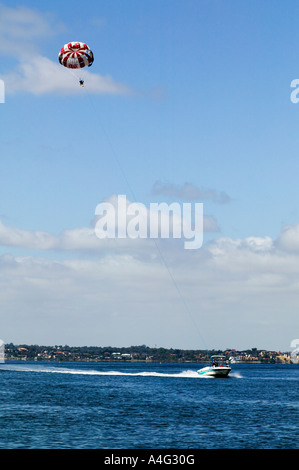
[197,355,231,378]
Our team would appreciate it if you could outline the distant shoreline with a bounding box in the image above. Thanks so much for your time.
[3,343,294,364]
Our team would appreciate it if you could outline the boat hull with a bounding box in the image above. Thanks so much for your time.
[197,366,231,378]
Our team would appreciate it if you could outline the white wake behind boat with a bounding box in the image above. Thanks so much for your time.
[197,355,231,378]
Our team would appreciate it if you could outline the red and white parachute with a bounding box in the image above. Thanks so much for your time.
[58,42,94,69]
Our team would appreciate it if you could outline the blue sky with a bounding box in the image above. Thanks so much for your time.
[1,0,299,351]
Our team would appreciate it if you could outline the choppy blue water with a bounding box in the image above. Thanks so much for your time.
[0,361,298,449]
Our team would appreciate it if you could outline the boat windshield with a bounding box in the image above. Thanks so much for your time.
[211,356,229,366]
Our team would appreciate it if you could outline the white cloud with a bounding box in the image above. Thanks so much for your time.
[0,219,299,350]
[275,223,299,253]
[0,220,57,250]
[0,4,56,43]
[152,180,231,204]
[0,218,160,257]
[0,4,133,96]
[2,55,133,96]
[0,189,216,253]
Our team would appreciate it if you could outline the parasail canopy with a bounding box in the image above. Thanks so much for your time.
[58,42,94,69]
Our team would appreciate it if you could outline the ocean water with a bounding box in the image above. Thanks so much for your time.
[0,361,298,449]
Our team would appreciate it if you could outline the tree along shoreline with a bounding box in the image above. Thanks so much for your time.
[3,343,293,364]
